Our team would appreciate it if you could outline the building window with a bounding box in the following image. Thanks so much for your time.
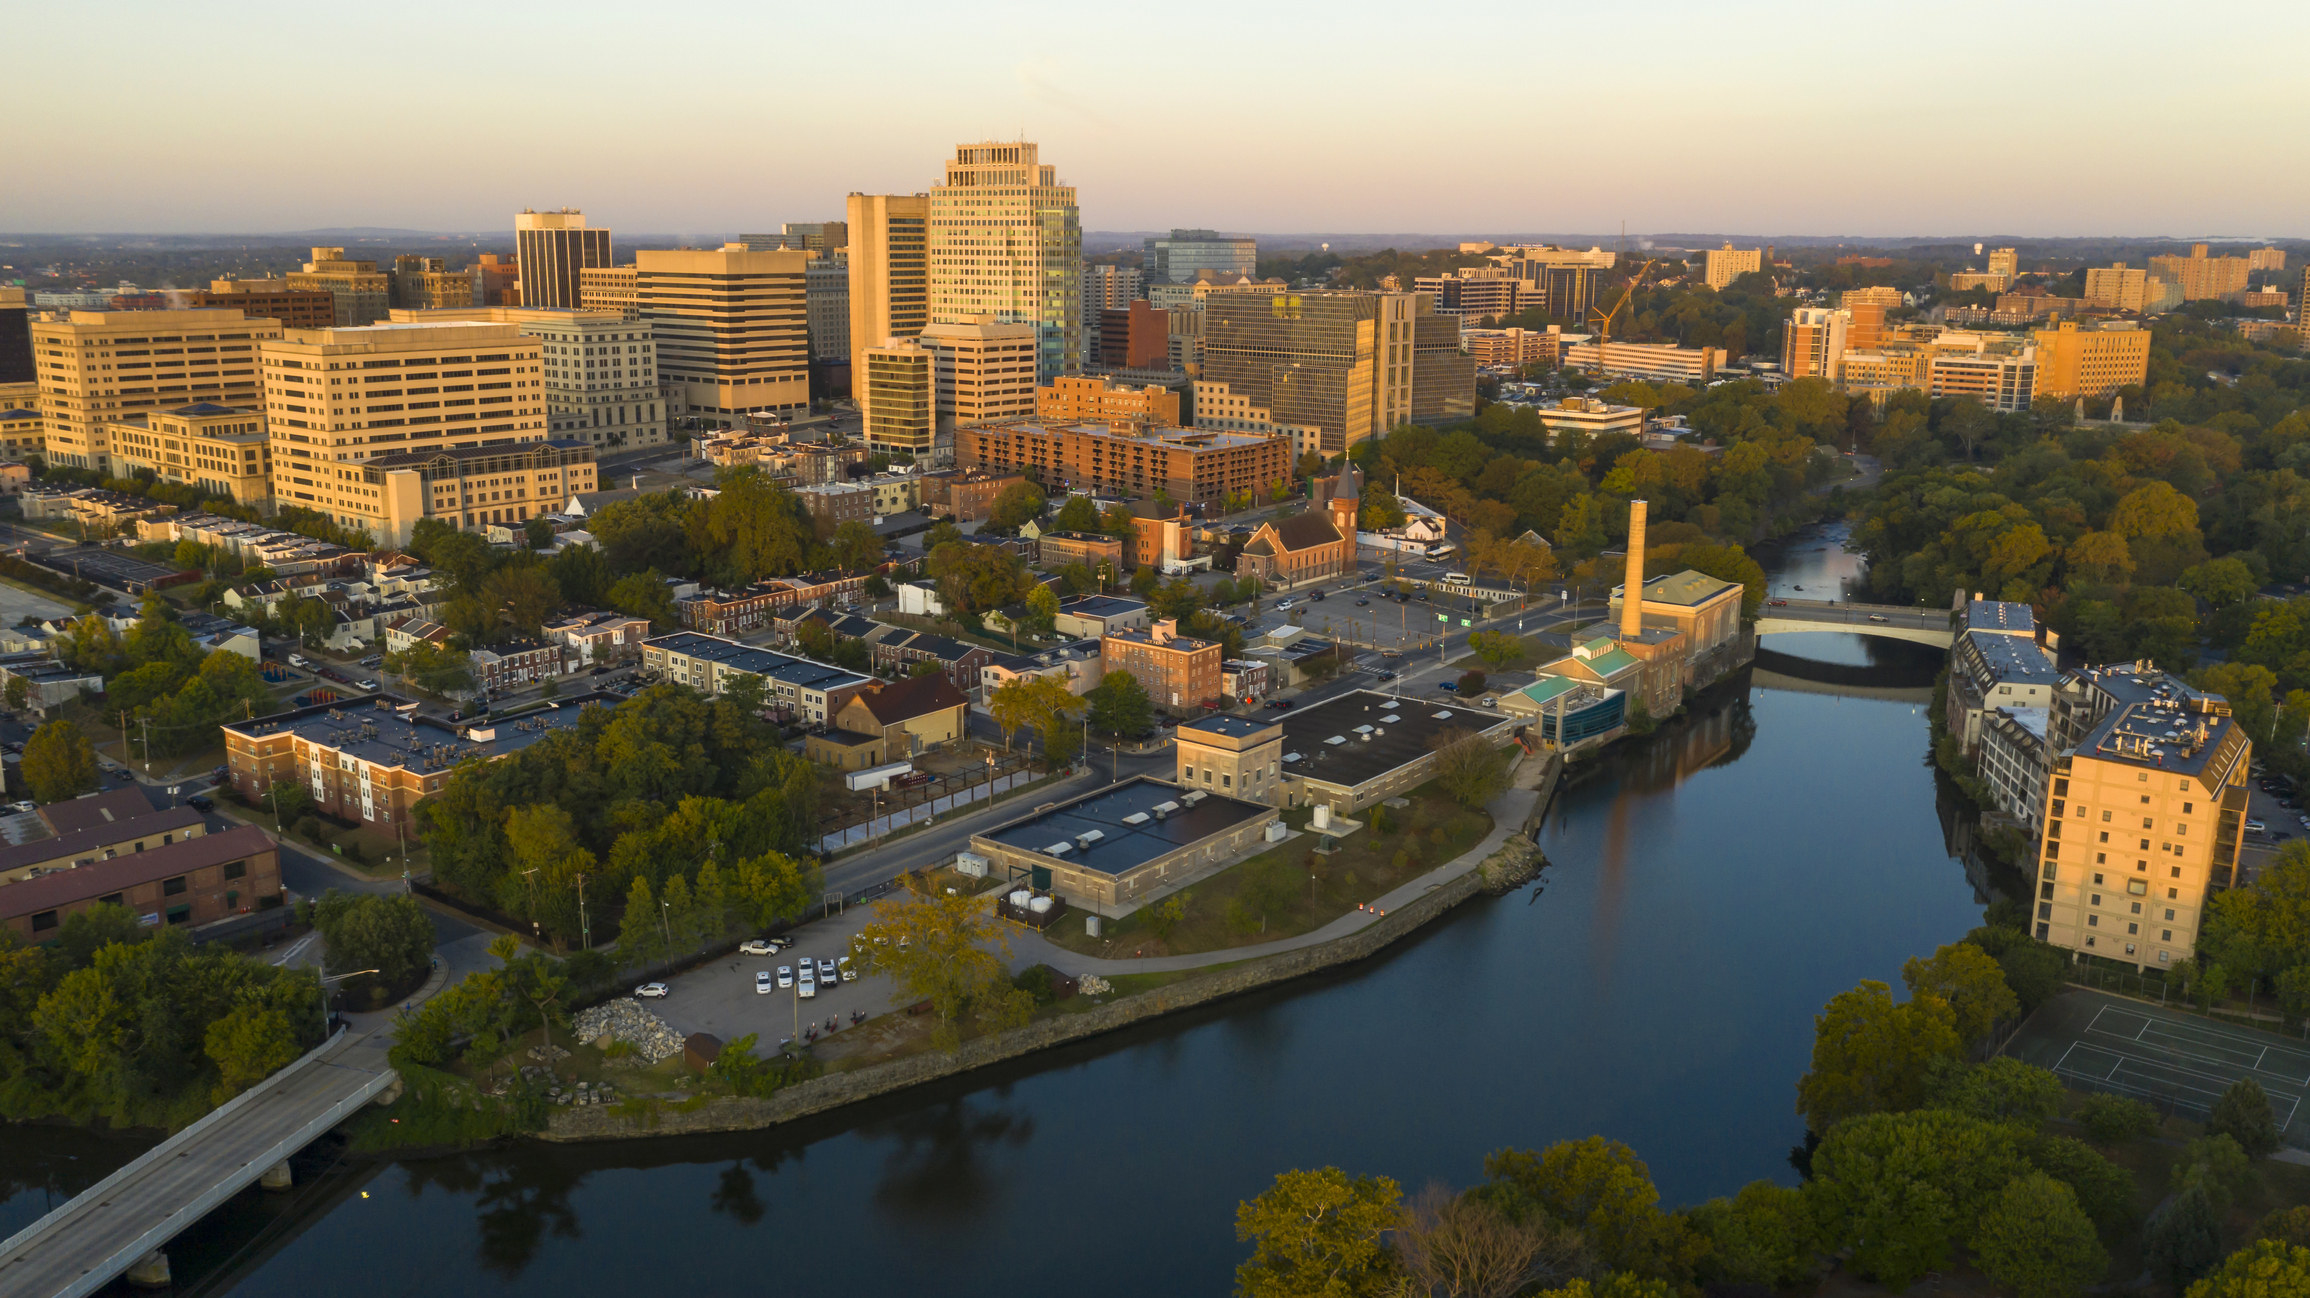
[166,905,191,925]
[163,876,188,896]
[224,860,246,881]
[30,909,58,931]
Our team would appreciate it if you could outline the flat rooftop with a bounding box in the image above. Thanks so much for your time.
[1966,599,2037,635]
[644,632,873,692]
[2074,666,2244,786]
[1056,595,1146,620]
[1966,628,2055,685]
[224,693,619,775]
[1178,713,1277,741]
[1276,689,1513,791]
[977,777,1269,877]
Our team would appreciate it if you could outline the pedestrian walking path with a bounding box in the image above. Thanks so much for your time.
[1017,786,1539,976]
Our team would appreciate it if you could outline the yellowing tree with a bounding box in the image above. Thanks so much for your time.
[853,874,1030,1049]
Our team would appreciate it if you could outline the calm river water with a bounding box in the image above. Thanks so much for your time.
[6,523,1995,1297]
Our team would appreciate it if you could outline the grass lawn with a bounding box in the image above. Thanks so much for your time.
[1039,782,1491,960]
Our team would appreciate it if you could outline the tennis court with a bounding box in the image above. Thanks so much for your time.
[2006,989,2310,1145]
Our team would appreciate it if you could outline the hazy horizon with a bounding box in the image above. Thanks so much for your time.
[5,0,2305,237]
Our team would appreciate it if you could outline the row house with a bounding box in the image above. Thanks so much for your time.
[640,631,873,725]
[544,610,654,664]
[869,629,994,694]
[469,639,566,693]
[676,572,870,636]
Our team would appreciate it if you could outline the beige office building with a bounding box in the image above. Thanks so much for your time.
[846,192,930,424]
[30,308,281,471]
[515,209,612,310]
[918,318,1038,429]
[1987,247,2020,280]
[287,248,390,326]
[2032,320,2150,401]
[258,320,547,540]
[1704,244,1764,290]
[389,307,664,448]
[580,266,640,322]
[861,340,934,458]
[927,141,1081,381]
[358,440,598,546]
[390,256,475,311]
[633,244,810,423]
[1036,374,1182,426]
[1840,286,1903,311]
[104,402,273,505]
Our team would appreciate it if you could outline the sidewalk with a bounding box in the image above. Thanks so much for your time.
[1015,785,1539,976]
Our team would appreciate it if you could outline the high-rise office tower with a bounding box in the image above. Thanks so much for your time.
[0,287,33,385]
[1704,244,1764,291]
[807,256,850,361]
[927,141,1081,382]
[634,244,811,423]
[287,248,390,326]
[860,340,933,459]
[1200,290,1472,455]
[515,209,612,309]
[1084,264,1145,365]
[1986,247,2020,281]
[846,192,930,421]
[1142,229,1257,284]
[33,308,281,471]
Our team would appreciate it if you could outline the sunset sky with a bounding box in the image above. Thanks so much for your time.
[4,0,2305,238]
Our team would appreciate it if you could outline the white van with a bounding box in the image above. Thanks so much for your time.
[287,654,311,669]
[1442,573,1470,585]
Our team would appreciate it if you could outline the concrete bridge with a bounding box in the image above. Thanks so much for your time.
[1753,598,1954,648]
[0,1029,397,1295]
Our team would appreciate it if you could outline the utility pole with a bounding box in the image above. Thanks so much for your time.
[140,716,151,775]
[576,873,589,950]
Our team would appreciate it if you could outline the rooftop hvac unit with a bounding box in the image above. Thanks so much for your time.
[1354,724,1373,734]
[1121,811,1152,825]
[1075,829,1106,847]
[1180,790,1207,805]
[1380,714,1400,723]
[1283,752,1304,763]
[1045,841,1073,855]
[1153,800,1181,816]
[1433,711,1454,720]
[1324,735,1347,745]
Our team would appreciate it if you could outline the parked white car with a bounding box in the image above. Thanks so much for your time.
[776,965,794,988]
[754,970,773,995]
[634,982,668,999]
[739,939,775,956]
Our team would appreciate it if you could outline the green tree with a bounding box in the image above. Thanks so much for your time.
[853,874,1030,1050]
[1430,729,1507,809]
[1795,979,1962,1130]
[987,480,1047,531]
[1051,494,1103,533]
[2024,1135,2136,1234]
[1466,630,1524,669]
[2180,1237,2310,1298]
[2256,1206,2310,1248]
[2075,1091,2159,1143]
[21,719,99,803]
[2210,1076,2284,1157]
[2182,556,2259,608]
[1928,1056,2063,1125]
[1480,1138,1694,1279]
[311,891,435,997]
[831,519,883,573]
[1531,1277,1676,1298]
[1023,582,1061,635]
[1234,1167,1402,1298]
[2145,1185,2224,1288]
[1968,1172,2108,1298]
[204,1003,300,1104]
[607,570,680,629]
[1089,668,1154,735]
[1687,1180,1820,1288]
[4,673,29,712]
[1804,1109,2027,1290]
[1901,941,2018,1047]
[525,516,556,550]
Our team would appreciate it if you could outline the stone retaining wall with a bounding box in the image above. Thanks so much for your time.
[542,862,1494,1143]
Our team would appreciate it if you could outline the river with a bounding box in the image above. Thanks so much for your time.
[7,522,1996,1297]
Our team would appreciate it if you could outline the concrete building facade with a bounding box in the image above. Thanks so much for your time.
[927,141,1081,382]
[32,308,282,472]
[634,244,811,423]
[845,192,931,426]
[104,402,273,505]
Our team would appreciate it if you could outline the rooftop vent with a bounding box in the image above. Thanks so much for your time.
[1283,752,1304,763]
[1353,724,1374,734]
[1324,735,1348,745]
[1121,811,1151,825]
[1044,841,1073,855]
[1075,829,1106,847]
[1433,711,1454,720]
[1181,790,1208,805]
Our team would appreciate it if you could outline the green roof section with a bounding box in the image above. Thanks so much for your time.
[1518,676,1582,705]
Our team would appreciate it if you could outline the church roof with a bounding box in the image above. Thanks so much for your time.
[1265,513,1344,553]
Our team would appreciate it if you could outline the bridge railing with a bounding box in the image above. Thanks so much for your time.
[0,1025,392,1298]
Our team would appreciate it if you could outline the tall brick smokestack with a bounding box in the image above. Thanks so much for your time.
[1621,500,1647,640]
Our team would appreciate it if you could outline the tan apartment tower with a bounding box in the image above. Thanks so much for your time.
[1620,500,1648,640]
[515,210,612,310]
[928,141,1081,382]
[847,192,931,426]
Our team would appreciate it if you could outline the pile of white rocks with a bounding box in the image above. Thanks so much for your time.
[571,998,685,1063]
[1078,974,1111,996]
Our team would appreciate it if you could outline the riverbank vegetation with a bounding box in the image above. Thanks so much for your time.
[1042,781,1491,960]
[0,910,324,1129]
[416,683,820,949]
[1233,921,2310,1298]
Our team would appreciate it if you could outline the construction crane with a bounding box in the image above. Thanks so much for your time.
[1584,257,1657,377]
